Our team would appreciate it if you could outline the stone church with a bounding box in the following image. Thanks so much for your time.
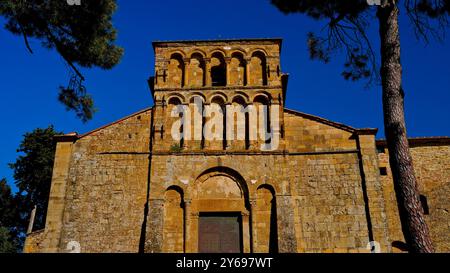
[24,39,449,253]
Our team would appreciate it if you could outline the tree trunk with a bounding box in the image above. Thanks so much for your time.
[377,1,434,253]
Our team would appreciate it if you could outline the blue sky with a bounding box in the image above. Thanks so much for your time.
[1,0,449,191]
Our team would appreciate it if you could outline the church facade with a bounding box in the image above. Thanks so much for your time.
[24,39,449,253]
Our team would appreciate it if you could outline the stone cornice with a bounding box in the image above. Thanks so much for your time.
[97,149,359,156]
[376,137,450,147]
[153,85,283,92]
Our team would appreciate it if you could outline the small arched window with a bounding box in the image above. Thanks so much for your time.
[211,52,226,86]
[168,97,184,148]
[168,96,182,106]
[163,186,184,252]
[229,52,246,86]
[249,51,267,86]
[189,53,205,87]
[256,184,278,253]
[168,53,185,88]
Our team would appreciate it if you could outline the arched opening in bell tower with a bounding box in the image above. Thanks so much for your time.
[211,52,227,86]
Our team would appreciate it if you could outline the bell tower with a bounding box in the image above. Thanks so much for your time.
[149,38,288,152]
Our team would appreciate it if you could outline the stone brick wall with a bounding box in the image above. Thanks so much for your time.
[143,152,376,253]
[25,106,391,253]
[283,109,357,152]
[49,109,152,253]
[25,105,449,253]
[140,109,383,253]
[293,153,371,252]
[23,230,45,253]
[23,38,448,253]
[378,140,450,252]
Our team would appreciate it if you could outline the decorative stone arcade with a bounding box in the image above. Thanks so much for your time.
[149,38,286,153]
[159,166,277,253]
[147,39,284,253]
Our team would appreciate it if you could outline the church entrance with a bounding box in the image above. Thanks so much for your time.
[198,213,242,253]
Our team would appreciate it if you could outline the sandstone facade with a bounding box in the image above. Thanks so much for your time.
[24,39,449,253]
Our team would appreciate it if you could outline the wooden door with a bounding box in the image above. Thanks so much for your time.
[198,213,242,253]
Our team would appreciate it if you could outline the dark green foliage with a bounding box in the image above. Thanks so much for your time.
[9,126,62,233]
[0,127,59,252]
[272,0,449,85]
[416,0,450,17]
[0,0,123,121]
[0,226,19,253]
[307,32,331,63]
[272,0,368,20]
[342,48,371,81]
[0,179,16,228]
[273,0,376,84]
[58,75,96,123]
[0,179,21,253]
[170,143,183,153]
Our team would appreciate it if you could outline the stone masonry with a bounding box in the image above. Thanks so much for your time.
[23,39,450,253]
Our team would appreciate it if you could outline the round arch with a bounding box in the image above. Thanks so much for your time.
[187,166,250,206]
[252,94,271,104]
[208,92,229,104]
[189,49,207,58]
[182,166,255,253]
[249,48,269,57]
[167,93,186,105]
[208,48,227,58]
[230,48,247,57]
[169,51,187,59]
[166,185,185,198]
[188,92,206,103]
[232,94,248,105]
[256,183,276,196]
[233,91,250,102]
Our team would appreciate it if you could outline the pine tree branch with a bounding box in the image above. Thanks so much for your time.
[44,27,85,81]
[18,21,33,54]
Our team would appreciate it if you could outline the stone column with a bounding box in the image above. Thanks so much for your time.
[224,102,231,150]
[242,211,251,253]
[204,58,211,86]
[27,205,37,234]
[181,102,190,150]
[248,103,258,150]
[183,199,191,253]
[190,212,199,253]
[245,57,252,86]
[249,199,257,253]
[183,58,190,87]
[202,103,210,150]
[225,57,231,86]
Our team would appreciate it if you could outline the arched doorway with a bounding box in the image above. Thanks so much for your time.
[162,186,184,253]
[254,184,278,253]
[186,167,251,253]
